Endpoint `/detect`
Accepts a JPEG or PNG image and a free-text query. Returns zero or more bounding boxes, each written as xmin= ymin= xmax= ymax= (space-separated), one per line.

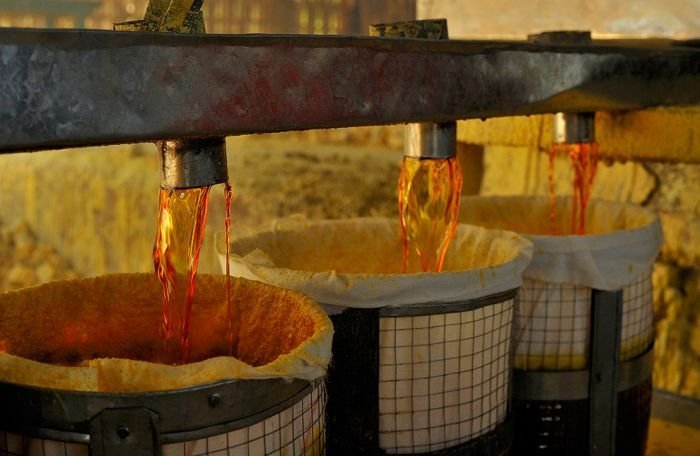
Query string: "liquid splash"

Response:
xmin=398 ymin=156 xmax=462 ymax=273
xmin=548 ymin=142 xmax=600 ymax=235
xmin=153 ymin=186 xmax=211 ymax=364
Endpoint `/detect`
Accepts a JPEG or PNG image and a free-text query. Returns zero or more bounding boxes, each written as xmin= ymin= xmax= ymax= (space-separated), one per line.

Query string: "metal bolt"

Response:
xmin=208 ymin=393 xmax=222 ymax=408
xmin=116 ymin=426 xmax=130 ymax=440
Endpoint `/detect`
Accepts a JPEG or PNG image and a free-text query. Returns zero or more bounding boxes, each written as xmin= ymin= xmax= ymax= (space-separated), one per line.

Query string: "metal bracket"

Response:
xmin=588 ymin=289 xmax=623 ymax=456
xmin=89 ymin=407 xmax=161 ymax=456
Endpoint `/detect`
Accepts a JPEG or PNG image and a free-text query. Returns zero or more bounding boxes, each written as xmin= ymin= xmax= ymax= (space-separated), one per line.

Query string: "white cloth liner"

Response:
xmin=514 ymin=274 xmax=654 ymax=369
xmin=459 ymin=196 xmax=663 ymax=290
xmin=219 ymin=217 xmax=532 ymax=452
xmin=459 ymin=196 xmax=662 ymax=366
xmin=220 ymin=217 xmax=533 ymax=312
xmin=377 ymin=300 xmax=514 ymax=453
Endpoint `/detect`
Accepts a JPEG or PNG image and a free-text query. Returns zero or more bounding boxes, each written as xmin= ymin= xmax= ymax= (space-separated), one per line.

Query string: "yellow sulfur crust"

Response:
xmin=0 ymin=273 xmax=332 ymax=392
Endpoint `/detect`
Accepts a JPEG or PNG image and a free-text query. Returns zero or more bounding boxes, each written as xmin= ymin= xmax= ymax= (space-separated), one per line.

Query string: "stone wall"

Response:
xmin=0 ymin=145 xmax=160 ymax=277
xmin=0 ymin=137 xmax=401 ymax=279
xmin=417 ymin=0 xmax=700 ymax=39
xmin=0 ymin=220 xmax=79 ymax=292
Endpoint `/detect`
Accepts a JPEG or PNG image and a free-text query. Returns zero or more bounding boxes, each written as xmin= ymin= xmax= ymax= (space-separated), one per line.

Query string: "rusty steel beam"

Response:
xmin=0 ymin=28 xmax=699 ymax=153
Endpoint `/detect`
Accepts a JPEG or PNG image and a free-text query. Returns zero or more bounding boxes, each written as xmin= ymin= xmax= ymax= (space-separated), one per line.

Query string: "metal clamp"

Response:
xmin=369 ymin=18 xmax=448 ymax=40
xmin=89 ymin=407 xmax=161 ymax=456
xmin=528 ymin=31 xmax=592 ymax=46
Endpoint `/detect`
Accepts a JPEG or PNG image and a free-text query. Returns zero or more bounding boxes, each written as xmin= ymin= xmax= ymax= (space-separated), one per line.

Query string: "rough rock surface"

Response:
xmin=652 ymin=263 xmax=700 ymax=398
xmin=418 ymin=0 xmax=700 ymax=39
xmin=0 ymin=137 xmax=400 ymax=277
xmin=0 ymin=220 xmax=79 ymax=292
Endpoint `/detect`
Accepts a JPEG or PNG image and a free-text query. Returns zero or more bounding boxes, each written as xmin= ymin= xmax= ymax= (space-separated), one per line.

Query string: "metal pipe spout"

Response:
xmin=159 ymin=137 xmax=228 ymax=189
xmin=404 ymin=122 xmax=457 ymax=158
xmin=553 ymin=112 xmax=596 ymax=144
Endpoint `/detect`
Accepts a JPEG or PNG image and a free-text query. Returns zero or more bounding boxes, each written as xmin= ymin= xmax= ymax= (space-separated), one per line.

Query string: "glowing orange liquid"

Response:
xmin=224 ymin=183 xmax=235 ymax=356
xmin=548 ymin=144 xmax=558 ymax=234
xmin=398 ymin=156 xmax=462 ymax=273
xmin=548 ymin=142 xmax=600 ymax=235
xmin=153 ymin=186 xmax=211 ymax=364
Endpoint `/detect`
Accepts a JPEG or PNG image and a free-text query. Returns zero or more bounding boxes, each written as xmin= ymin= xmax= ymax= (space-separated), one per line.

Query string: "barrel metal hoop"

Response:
xmin=0 ymin=377 xmax=318 ymax=444
xmin=160 ymin=380 xmax=316 ymax=444
xmin=512 ymin=345 xmax=654 ymax=401
xmin=0 ymin=426 xmax=90 ymax=445
xmin=379 ymin=288 xmax=518 ymax=317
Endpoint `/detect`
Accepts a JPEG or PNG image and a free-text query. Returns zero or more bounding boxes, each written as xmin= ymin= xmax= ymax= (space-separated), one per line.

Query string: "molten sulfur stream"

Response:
xmin=153 ymin=186 xmax=211 ymax=364
xmin=398 ymin=156 xmax=463 ymax=273
xmin=224 ymin=183 xmax=235 ymax=356
xmin=154 ymin=184 xmax=235 ymax=364
xmin=548 ymin=142 xmax=600 ymax=235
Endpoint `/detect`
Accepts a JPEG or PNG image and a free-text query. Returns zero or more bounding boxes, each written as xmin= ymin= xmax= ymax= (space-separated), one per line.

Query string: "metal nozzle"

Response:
xmin=159 ymin=137 xmax=228 ymax=189
xmin=553 ymin=112 xmax=595 ymax=144
xmin=404 ymin=122 xmax=457 ymax=159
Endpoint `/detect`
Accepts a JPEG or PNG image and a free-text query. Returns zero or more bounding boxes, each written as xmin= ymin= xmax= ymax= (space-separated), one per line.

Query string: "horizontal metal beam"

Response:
xmin=0 ymin=28 xmax=699 ymax=153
